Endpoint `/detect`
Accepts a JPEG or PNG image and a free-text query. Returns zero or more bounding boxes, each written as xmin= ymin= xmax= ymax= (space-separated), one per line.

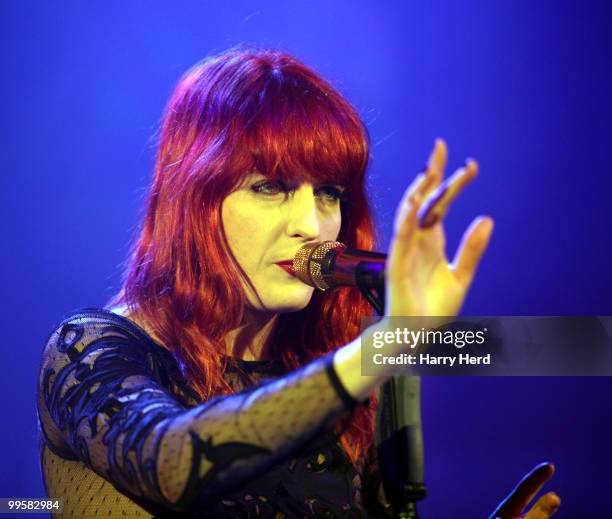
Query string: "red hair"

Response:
xmin=110 ymin=46 xmax=377 ymax=464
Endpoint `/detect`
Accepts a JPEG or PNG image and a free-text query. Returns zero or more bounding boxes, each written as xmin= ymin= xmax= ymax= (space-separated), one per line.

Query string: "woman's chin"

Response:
xmin=248 ymin=288 xmax=315 ymax=314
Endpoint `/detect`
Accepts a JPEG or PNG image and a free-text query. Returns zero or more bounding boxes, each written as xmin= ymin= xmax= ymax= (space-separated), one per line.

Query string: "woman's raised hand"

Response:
xmin=333 ymin=139 xmax=494 ymax=400
xmin=385 ymin=139 xmax=494 ymax=318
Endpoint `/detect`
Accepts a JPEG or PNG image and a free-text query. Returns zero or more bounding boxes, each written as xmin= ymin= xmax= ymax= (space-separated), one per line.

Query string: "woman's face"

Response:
xmin=221 ymin=172 xmax=345 ymax=313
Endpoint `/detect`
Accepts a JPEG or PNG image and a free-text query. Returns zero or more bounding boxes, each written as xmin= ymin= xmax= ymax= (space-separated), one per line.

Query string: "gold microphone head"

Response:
xmin=293 ymin=241 xmax=346 ymax=291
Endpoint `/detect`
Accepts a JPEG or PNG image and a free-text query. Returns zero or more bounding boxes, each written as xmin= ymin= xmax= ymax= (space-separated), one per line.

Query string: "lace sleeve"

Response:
xmin=36 ymin=310 xmax=357 ymax=513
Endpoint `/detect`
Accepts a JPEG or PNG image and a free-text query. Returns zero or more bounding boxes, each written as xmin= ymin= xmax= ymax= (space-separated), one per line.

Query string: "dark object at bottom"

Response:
xmin=377 ymin=426 xmax=427 ymax=518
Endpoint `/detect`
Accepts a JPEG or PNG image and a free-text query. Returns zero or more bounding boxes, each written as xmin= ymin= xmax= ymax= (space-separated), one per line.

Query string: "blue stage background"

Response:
xmin=1 ymin=1 xmax=611 ymax=516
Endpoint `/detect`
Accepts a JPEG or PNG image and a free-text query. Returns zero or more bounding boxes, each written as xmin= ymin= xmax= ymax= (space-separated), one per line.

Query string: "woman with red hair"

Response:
xmin=36 ymin=47 xmax=558 ymax=518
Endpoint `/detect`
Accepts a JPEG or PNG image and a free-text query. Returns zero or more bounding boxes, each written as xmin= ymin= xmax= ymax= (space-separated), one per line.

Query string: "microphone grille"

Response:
xmin=293 ymin=241 xmax=345 ymax=291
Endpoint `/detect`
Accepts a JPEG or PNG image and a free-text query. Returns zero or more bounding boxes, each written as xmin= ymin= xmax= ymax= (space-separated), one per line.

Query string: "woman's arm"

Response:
xmin=37 ymin=311 xmax=359 ymax=513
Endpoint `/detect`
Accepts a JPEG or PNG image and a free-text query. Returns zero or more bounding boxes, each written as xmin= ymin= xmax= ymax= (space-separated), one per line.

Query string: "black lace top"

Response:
xmin=36 ymin=309 xmax=389 ymax=518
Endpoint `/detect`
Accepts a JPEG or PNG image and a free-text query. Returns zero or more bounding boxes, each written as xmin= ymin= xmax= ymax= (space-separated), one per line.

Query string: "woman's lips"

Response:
xmin=276 ymin=262 xmax=296 ymax=277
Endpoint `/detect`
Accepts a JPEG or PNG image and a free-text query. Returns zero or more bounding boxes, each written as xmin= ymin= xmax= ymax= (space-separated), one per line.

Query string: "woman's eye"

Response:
xmin=250 ymin=180 xmax=288 ymax=196
xmin=315 ymin=185 xmax=346 ymax=203
xmin=249 ymin=180 xmax=345 ymax=202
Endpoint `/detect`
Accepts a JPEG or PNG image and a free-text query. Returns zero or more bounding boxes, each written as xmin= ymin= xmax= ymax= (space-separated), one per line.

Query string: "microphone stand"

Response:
xmin=355 ymin=268 xmax=427 ymax=519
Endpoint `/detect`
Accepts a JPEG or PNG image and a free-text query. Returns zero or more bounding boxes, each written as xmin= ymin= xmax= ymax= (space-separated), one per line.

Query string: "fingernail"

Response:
xmin=465 ymin=157 xmax=478 ymax=169
xmin=480 ymin=216 xmax=494 ymax=231
xmin=548 ymin=499 xmax=560 ymax=513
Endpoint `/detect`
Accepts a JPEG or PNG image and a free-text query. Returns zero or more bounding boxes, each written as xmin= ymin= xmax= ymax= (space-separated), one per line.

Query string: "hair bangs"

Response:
xmin=239 ymin=76 xmax=369 ymax=189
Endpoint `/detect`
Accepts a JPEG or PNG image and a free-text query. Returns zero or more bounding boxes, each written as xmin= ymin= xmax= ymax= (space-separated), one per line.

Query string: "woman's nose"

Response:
xmin=284 ymin=184 xmax=320 ymax=240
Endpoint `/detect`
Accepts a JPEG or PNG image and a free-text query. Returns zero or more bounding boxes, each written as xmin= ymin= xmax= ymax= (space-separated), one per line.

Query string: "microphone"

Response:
xmin=293 ymin=241 xmax=386 ymax=291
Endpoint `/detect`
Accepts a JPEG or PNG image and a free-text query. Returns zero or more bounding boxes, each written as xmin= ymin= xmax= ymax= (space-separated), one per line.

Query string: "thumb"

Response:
xmin=452 ymin=215 xmax=494 ymax=286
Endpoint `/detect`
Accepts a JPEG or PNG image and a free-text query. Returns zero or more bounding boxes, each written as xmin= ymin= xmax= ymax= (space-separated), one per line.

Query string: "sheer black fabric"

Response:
xmin=36 ymin=309 xmax=390 ymax=518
